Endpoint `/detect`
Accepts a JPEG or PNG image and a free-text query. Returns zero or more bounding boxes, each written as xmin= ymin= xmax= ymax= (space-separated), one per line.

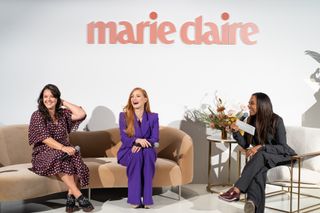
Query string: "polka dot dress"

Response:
xmin=28 ymin=109 xmax=89 ymax=187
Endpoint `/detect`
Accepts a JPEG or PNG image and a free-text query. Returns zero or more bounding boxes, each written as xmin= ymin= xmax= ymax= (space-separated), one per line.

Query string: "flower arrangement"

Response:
xmin=186 ymin=93 xmax=247 ymax=139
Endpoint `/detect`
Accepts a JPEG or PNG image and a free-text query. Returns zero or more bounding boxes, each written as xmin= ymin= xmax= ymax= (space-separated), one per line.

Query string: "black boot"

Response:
xmin=66 ymin=194 xmax=79 ymax=212
xmin=76 ymin=195 xmax=94 ymax=212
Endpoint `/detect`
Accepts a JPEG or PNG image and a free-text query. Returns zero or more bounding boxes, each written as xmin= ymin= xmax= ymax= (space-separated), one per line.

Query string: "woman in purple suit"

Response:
xmin=117 ymin=87 xmax=159 ymax=209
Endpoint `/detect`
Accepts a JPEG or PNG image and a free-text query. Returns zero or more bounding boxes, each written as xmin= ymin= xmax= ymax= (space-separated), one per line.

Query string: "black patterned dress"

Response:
xmin=28 ymin=109 xmax=89 ymax=187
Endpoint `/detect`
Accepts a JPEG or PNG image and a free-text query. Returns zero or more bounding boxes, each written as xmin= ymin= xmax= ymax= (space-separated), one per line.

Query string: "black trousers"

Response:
xmin=235 ymin=151 xmax=270 ymax=213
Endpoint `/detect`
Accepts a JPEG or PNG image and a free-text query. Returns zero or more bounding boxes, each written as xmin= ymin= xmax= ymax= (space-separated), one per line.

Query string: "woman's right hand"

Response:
xmin=61 ymin=146 xmax=76 ymax=156
xmin=230 ymin=123 xmax=240 ymax=132
xmin=135 ymin=138 xmax=151 ymax=148
xmin=246 ymin=145 xmax=262 ymax=158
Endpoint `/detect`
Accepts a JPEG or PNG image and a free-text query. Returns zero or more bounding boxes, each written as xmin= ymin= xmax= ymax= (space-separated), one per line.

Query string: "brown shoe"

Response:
xmin=218 ymin=187 xmax=240 ymax=202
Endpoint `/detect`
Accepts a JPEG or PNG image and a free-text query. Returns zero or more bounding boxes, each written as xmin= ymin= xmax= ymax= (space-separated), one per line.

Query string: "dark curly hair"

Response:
xmin=37 ymin=84 xmax=63 ymax=121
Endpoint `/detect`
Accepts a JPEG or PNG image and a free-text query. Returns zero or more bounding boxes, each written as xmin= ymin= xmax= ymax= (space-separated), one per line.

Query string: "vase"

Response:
xmin=221 ymin=128 xmax=227 ymax=140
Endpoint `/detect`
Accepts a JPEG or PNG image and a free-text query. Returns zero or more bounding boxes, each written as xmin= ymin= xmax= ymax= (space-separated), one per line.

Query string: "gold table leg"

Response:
xmin=207 ymin=141 xmax=233 ymax=193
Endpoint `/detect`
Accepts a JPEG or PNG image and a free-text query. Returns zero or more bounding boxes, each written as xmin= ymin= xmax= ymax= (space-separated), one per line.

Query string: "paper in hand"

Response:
xmin=235 ymin=120 xmax=255 ymax=135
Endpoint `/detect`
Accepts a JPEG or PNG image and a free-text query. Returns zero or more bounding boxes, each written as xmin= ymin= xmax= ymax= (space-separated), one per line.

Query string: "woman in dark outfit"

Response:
xmin=28 ymin=84 xmax=94 ymax=212
xmin=218 ymin=92 xmax=296 ymax=213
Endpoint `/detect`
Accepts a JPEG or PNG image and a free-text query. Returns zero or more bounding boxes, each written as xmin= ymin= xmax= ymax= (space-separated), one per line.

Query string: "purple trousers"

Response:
xmin=119 ymin=147 xmax=157 ymax=205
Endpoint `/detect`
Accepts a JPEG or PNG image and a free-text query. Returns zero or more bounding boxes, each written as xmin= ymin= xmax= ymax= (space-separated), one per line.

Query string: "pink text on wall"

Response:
xmin=87 ymin=12 xmax=259 ymax=45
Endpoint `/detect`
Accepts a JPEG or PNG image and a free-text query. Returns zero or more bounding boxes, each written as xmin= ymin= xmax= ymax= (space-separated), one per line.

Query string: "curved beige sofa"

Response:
xmin=0 ymin=125 xmax=193 ymax=201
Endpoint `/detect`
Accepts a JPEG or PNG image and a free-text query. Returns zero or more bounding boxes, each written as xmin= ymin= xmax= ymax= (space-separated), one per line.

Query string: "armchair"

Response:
xmin=238 ymin=126 xmax=320 ymax=212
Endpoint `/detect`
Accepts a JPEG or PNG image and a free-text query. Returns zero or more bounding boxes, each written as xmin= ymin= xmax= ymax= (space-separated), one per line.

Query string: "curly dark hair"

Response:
xmin=37 ymin=84 xmax=63 ymax=121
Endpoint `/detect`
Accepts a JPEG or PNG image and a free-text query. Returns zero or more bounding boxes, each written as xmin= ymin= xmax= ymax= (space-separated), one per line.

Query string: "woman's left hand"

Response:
xmin=246 ymin=145 xmax=262 ymax=158
xmin=131 ymin=145 xmax=141 ymax=153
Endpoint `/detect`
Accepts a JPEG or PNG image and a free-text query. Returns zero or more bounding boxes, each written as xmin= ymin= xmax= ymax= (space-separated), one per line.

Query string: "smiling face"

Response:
xmin=248 ymin=95 xmax=257 ymax=116
xmin=43 ymin=89 xmax=57 ymax=111
xmin=130 ymin=89 xmax=148 ymax=110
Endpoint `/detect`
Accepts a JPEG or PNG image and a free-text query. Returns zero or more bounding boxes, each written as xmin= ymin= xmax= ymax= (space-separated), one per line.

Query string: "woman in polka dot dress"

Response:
xmin=28 ymin=84 xmax=94 ymax=212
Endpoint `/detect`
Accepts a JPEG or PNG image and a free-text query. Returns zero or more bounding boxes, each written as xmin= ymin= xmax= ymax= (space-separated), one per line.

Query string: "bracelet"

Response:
xmin=60 ymin=145 xmax=65 ymax=151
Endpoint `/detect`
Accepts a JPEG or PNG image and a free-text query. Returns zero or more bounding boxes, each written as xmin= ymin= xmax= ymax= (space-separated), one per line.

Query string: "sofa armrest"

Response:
xmin=156 ymin=127 xmax=194 ymax=184
xmin=291 ymin=151 xmax=320 ymax=160
xmin=177 ymin=134 xmax=194 ymax=184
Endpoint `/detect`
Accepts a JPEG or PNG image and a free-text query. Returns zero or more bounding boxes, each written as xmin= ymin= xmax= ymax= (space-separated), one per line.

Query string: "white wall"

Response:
xmin=1 ymin=0 xmax=319 ymax=183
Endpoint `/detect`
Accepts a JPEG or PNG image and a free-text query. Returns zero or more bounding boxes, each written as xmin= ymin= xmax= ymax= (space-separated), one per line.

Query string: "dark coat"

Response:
xmin=233 ymin=115 xmax=296 ymax=168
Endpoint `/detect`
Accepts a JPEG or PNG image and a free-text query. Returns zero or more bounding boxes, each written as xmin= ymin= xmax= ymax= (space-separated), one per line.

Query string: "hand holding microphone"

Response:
xmin=239 ymin=112 xmax=249 ymax=121
xmin=134 ymin=138 xmax=151 ymax=148
xmin=154 ymin=142 xmax=159 ymax=148
xmin=132 ymin=139 xmax=159 ymax=153
xmin=134 ymin=139 xmax=159 ymax=148
xmin=230 ymin=112 xmax=248 ymax=132
xmin=60 ymin=145 xmax=80 ymax=160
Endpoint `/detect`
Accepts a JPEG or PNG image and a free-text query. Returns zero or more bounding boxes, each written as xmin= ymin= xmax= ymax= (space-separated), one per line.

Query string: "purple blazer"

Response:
xmin=117 ymin=111 xmax=159 ymax=163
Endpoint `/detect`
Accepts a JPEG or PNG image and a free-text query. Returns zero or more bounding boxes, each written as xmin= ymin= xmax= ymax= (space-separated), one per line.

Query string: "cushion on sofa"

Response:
xmin=0 ymin=163 xmax=66 ymax=200
xmin=286 ymin=126 xmax=320 ymax=173
xmin=267 ymin=165 xmax=320 ymax=186
xmin=0 ymin=156 xmax=183 ymax=200
xmin=84 ymin=157 xmax=182 ymax=188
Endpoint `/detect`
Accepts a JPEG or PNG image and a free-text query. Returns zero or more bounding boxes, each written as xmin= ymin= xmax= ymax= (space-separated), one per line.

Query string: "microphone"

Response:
xmin=133 ymin=142 xmax=159 ymax=148
xmin=154 ymin=142 xmax=160 ymax=148
xmin=60 ymin=145 xmax=80 ymax=161
xmin=239 ymin=112 xmax=249 ymax=121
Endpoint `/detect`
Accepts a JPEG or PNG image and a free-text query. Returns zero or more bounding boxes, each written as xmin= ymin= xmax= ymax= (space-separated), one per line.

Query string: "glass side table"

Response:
xmin=206 ymin=136 xmax=237 ymax=193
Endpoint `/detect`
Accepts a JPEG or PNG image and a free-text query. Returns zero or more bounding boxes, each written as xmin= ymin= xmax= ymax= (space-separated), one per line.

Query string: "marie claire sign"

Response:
xmin=87 ymin=12 xmax=259 ymax=45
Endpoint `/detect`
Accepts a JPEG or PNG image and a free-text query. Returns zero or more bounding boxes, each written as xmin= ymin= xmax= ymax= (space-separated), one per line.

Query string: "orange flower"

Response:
xmin=187 ymin=92 xmax=247 ymax=131
xmin=217 ymin=106 xmax=225 ymax=112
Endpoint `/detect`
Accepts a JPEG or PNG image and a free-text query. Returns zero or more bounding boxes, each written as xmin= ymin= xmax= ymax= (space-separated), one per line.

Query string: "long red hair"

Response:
xmin=123 ymin=87 xmax=151 ymax=137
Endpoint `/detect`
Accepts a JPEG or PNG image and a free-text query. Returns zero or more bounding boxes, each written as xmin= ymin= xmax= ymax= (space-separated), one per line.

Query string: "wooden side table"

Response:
xmin=206 ymin=136 xmax=237 ymax=193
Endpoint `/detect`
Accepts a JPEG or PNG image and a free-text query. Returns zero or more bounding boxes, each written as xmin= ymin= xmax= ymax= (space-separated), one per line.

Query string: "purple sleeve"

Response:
xmin=119 ymin=112 xmax=136 ymax=148
xmin=64 ymin=109 xmax=85 ymax=133
xmin=147 ymin=113 xmax=159 ymax=144
xmin=28 ymin=111 xmax=51 ymax=145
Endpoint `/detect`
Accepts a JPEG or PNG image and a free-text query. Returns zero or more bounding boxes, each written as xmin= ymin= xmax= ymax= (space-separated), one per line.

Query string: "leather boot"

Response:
xmin=76 ymin=195 xmax=94 ymax=212
xmin=66 ymin=194 xmax=79 ymax=213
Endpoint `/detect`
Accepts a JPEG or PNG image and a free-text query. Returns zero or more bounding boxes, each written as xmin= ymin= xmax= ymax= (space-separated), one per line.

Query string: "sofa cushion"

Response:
xmin=267 ymin=166 xmax=320 ymax=187
xmin=0 ymin=163 xmax=66 ymax=200
xmin=85 ymin=157 xmax=182 ymax=188
xmin=0 ymin=157 xmax=182 ymax=200
xmin=286 ymin=126 xmax=320 ymax=173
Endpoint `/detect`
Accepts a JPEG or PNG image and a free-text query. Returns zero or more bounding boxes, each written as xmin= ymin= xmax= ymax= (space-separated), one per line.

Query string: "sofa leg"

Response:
xmin=171 ymin=185 xmax=181 ymax=200
xmin=167 ymin=186 xmax=181 ymax=200
xmin=88 ymin=188 xmax=91 ymax=201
